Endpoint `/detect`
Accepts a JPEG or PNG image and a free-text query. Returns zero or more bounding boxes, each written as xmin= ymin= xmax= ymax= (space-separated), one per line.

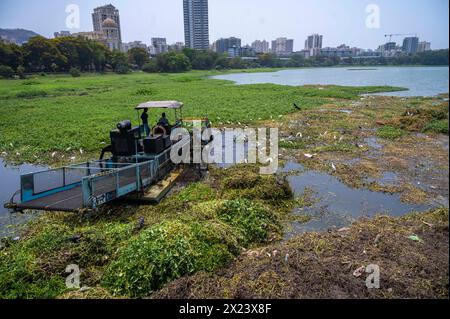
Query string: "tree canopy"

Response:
xmin=128 ymin=47 xmax=150 ymax=68
xmin=0 ymin=34 xmax=448 ymax=78
xmin=156 ymin=51 xmax=191 ymax=73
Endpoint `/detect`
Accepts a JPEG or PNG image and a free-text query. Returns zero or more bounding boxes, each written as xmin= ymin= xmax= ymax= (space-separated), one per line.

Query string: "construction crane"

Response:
xmin=384 ymin=33 xmax=417 ymax=42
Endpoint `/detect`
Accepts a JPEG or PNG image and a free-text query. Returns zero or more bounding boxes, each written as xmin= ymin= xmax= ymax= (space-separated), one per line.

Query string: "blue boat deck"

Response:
xmin=14 ymin=173 xmax=137 ymax=211
xmin=9 ymin=145 xmax=178 ymax=212
xmin=16 ymin=184 xmax=84 ymax=212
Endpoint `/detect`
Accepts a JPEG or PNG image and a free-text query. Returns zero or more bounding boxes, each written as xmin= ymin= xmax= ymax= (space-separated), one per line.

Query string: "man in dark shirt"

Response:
xmin=141 ymin=109 xmax=150 ymax=136
xmin=158 ymin=113 xmax=170 ymax=127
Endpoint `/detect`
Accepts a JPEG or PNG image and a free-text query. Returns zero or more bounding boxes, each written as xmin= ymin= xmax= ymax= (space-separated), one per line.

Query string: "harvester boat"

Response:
xmin=4 ymin=101 xmax=209 ymax=213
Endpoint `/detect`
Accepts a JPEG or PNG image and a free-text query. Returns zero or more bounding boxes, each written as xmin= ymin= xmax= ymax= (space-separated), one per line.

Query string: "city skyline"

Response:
xmin=0 ymin=0 xmax=449 ymax=50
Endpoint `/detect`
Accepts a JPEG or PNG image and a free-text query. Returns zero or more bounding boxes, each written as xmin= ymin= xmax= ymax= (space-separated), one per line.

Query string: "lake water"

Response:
xmin=0 ymin=158 xmax=47 ymax=237
xmin=286 ymin=170 xmax=430 ymax=236
xmin=212 ymin=66 xmax=449 ymax=97
xmin=280 ymin=162 xmax=432 ymax=238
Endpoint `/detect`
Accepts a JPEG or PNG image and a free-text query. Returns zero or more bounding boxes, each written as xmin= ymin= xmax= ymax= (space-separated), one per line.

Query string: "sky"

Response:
xmin=0 ymin=0 xmax=448 ymax=50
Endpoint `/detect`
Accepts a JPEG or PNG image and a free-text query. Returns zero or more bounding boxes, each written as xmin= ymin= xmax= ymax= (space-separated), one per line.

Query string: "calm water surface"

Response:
xmin=212 ymin=66 xmax=449 ymax=97
xmin=0 ymin=158 xmax=47 ymax=237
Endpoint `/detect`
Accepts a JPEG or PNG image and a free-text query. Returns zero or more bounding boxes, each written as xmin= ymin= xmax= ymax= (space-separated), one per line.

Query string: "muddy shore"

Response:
xmin=154 ymin=208 xmax=449 ymax=299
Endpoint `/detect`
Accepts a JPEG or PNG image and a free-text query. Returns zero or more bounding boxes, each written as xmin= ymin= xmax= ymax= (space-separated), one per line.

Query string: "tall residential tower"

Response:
xmin=418 ymin=41 xmax=431 ymax=52
xmin=183 ymin=0 xmax=210 ymax=50
xmin=402 ymin=37 xmax=419 ymax=54
xmin=213 ymin=37 xmax=241 ymax=54
xmin=305 ymin=34 xmax=323 ymax=50
xmin=272 ymin=38 xmax=294 ymax=56
xmin=304 ymin=34 xmax=323 ymax=57
xmin=251 ymin=40 xmax=270 ymax=54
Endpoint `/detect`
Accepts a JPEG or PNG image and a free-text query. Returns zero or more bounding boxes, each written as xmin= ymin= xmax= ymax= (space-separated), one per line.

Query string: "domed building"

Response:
xmin=102 ymin=17 xmax=118 ymax=28
xmin=102 ymin=18 xmax=121 ymax=51
xmin=92 ymin=4 xmax=122 ymax=51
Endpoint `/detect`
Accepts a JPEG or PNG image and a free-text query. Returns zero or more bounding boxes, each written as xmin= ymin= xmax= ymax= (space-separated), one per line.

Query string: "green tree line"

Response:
xmin=142 ymin=48 xmax=449 ymax=73
xmin=0 ymin=35 xmax=448 ymax=78
xmin=0 ymin=35 xmax=146 ymax=77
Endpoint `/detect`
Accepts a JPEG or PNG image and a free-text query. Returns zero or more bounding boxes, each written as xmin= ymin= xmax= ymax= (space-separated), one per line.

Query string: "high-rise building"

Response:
xmin=183 ymin=0 xmax=210 ymax=50
xmin=320 ymin=44 xmax=355 ymax=58
xmin=402 ymin=37 xmax=419 ymax=54
xmin=241 ymin=45 xmax=256 ymax=57
xmin=169 ymin=42 xmax=185 ymax=52
xmin=149 ymin=38 xmax=169 ymax=55
xmin=251 ymin=40 xmax=270 ymax=54
xmin=305 ymin=34 xmax=323 ymax=50
xmin=152 ymin=38 xmax=167 ymax=47
xmin=271 ymin=37 xmax=294 ymax=56
xmin=383 ymin=42 xmax=397 ymax=51
xmin=377 ymin=42 xmax=402 ymax=57
xmin=227 ymin=46 xmax=241 ymax=58
xmin=418 ymin=41 xmax=431 ymax=53
xmin=92 ymin=4 xmax=122 ymax=51
xmin=286 ymin=39 xmax=294 ymax=54
xmin=304 ymin=34 xmax=323 ymax=57
xmin=122 ymin=41 xmax=148 ymax=53
xmin=213 ymin=37 xmax=241 ymax=54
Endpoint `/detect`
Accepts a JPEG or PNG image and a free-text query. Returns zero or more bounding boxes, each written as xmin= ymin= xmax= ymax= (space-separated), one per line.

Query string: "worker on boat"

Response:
xmin=141 ymin=109 xmax=150 ymax=136
xmin=158 ymin=113 xmax=170 ymax=128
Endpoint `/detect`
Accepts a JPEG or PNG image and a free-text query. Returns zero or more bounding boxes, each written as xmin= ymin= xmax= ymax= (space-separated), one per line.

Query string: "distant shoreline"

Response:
xmin=347 ymin=68 xmax=378 ymax=71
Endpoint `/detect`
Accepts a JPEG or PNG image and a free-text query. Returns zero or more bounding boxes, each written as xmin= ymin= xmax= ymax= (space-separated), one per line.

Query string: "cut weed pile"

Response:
xmin=0 ymin=165 xmax=301 ymax=299
xmin=213 ymin=165 xmax=293 ymax=204
xmin=103 ymin=198 xmax=282 ymax=297
xmin=380 ymin=103 xmax=449 ymax=135
xmin=154 ymin=208 xmax=449 ymax=299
